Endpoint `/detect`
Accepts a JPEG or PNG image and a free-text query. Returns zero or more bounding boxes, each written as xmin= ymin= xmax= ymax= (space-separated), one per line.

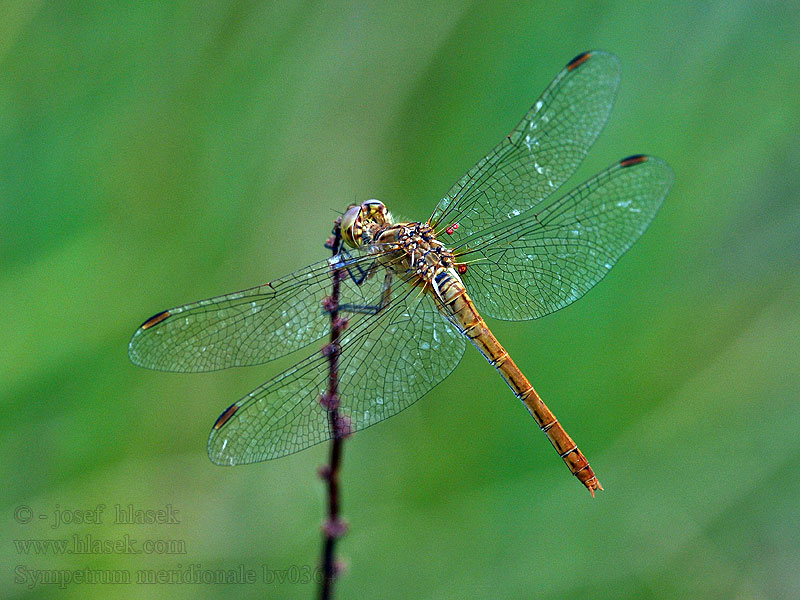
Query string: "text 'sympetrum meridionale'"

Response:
xmin=129 ymin=51 xmax=672 ymax=496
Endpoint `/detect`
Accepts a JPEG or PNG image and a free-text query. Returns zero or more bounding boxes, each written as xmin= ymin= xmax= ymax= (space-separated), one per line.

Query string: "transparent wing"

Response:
xmin=452 ymin=156 xmax=673 ymax=320
xmin=128 ymin=251 xmax=388 ymax=372
xmin=207 ymin=282 xmax=466 ymax=464
xmin=428 ymin=50 xmax=620 ymax=243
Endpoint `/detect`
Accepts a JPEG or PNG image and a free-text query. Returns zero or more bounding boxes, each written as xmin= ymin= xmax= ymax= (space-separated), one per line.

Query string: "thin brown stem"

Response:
xmin=319 ymin=221 xmax=349 ymax=600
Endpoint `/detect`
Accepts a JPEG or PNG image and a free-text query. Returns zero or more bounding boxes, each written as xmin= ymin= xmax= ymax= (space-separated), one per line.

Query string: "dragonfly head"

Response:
xmin=341 ymin=200 xmax=391 ymax=248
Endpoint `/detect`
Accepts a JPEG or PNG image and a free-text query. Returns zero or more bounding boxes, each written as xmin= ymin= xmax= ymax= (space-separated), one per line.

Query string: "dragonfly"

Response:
xmin=129 ymin=50 xmax=672 ymax=496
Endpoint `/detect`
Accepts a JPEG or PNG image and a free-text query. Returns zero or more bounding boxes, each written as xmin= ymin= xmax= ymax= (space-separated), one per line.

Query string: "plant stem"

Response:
xmin=319 ymin=222 xmax=348 ymax=600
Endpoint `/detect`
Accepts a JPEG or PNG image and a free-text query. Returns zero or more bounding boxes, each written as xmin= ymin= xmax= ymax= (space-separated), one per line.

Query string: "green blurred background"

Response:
xmin=3 ymin=2 xmax=799 ymax=598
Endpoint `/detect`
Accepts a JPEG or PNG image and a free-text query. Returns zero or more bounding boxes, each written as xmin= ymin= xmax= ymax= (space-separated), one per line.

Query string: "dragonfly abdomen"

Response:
xmin=435 ymin=276 xmax=603 ymax=496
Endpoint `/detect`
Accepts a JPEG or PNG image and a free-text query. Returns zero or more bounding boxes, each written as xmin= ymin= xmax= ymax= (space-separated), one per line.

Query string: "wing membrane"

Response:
xmin=128 ymin=251 xmax=387 ymax=372
xmin=208 ymin=280 xmax=466 ymax=464
xmin=453 ymin=156 xmax=673 ymax=320
xmin=429 ymin=51 xmax=620 ymax=243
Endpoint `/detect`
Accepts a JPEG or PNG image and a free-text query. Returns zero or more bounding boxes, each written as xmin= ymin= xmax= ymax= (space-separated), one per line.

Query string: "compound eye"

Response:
xmin=341 ymin=205 xmax=363 ymax=248
xmin=362 ymin=199 xmax=387 ymax=223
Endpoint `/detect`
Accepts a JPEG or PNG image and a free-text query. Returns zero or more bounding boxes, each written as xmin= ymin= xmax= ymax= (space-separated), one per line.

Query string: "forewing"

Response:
xmin=428 ymin=51 xmax=620 ymax=243
xmin=128 ymin=252 xmax=386 ymax=372
xmin=453 ymin=156 xmax=673 ymax=320
xmin=207 ymin=282 xmax=466 ymax=464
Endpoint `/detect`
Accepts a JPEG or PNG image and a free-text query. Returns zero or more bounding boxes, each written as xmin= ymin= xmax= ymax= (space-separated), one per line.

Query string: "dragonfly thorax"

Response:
xmin=340 ymin=200 xmax=460 ymax=292
xmin=373 ymin=222 xmax=459 ymax=290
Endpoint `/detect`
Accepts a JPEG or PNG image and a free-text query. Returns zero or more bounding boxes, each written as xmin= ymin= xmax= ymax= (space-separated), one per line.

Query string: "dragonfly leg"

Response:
xmin=339 ymin=271 xmax=393 ymax=315
xmin=335 ymin=249 xmax=377 ymax=286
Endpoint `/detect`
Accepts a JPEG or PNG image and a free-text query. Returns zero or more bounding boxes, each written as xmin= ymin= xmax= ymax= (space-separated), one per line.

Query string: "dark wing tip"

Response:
xmin=565 ymin=50 xmax=620 ymax=77
xmin=208 ymin=403 xmax=241 ymax=466
xmin=213 ymin=403 xmax=240 ymax=430
xmin=566 ymin=51 xmax=593 ymax=71
xmin=619 ymin=154 xmax=649 ymax=167
xmin=139 ymin=310 xmax=171 ymax=330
